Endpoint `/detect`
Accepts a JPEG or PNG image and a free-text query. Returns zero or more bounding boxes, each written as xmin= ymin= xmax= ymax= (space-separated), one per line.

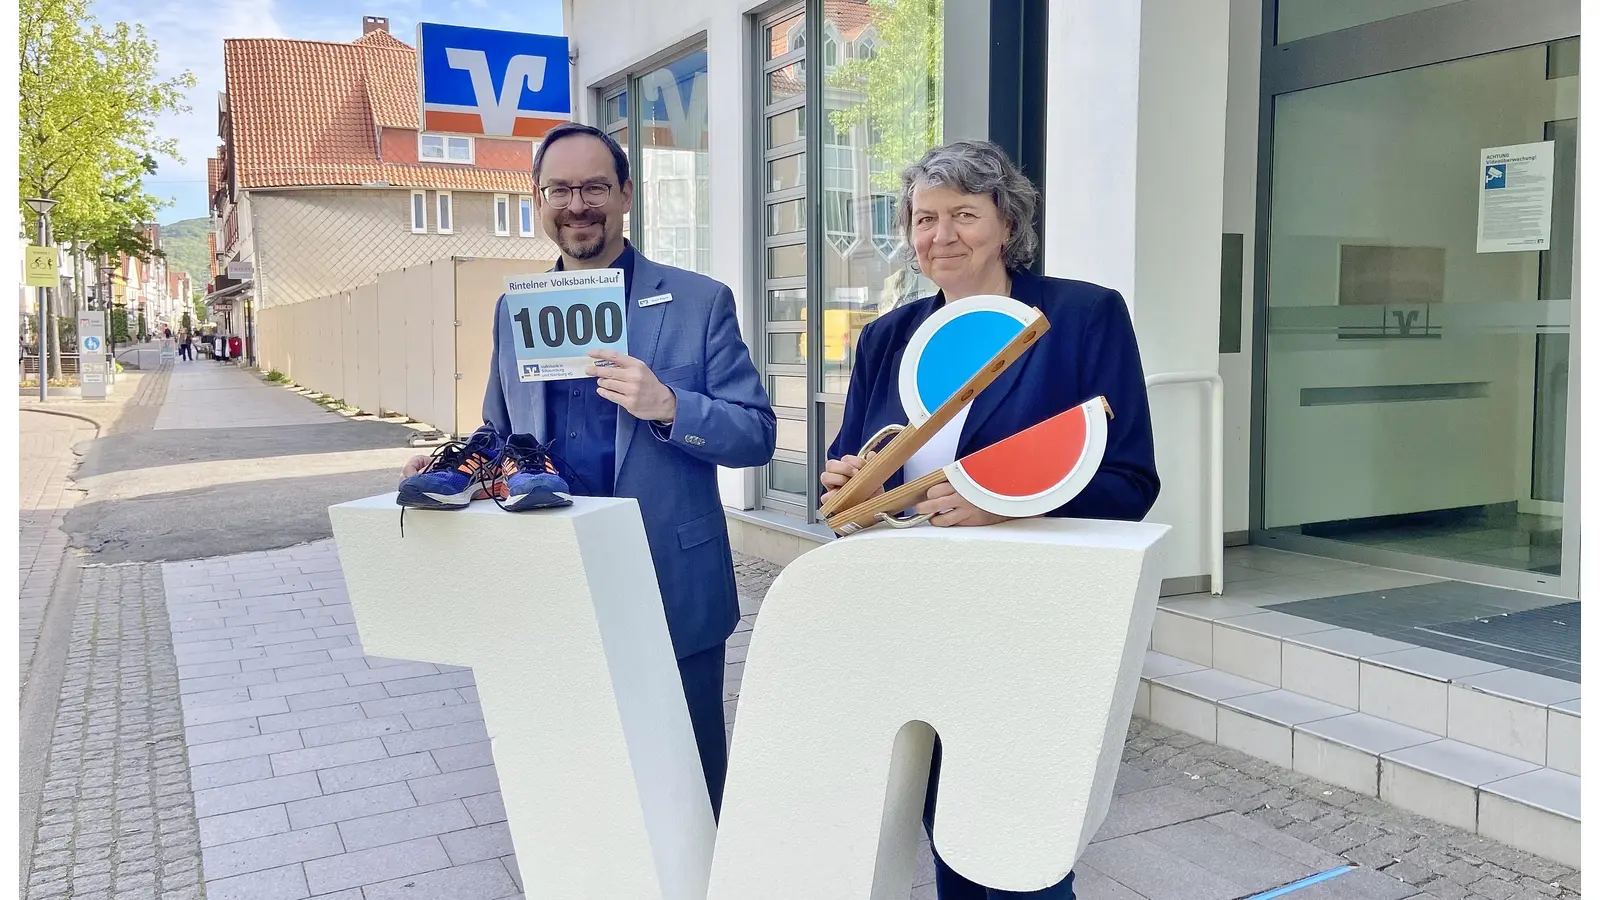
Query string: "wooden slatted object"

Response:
xmin=818 ymin=298 xmax=1051 ymax=520
xmin=828 ymin=396 xmax=1113 ymax=535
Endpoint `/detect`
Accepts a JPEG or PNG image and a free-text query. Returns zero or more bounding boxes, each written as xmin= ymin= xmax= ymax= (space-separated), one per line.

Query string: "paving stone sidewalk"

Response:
xmin=19 ymin=361 xmax=171 ymax=694
xmin=20 ymin=362 xmax=212 ymax=900
xmin=19 ymin=411 xmax=94 ymax=693
xmin=153 ymin=542 xmax=1580 ymax=900
xmin=25 ymin=564 xmax=205 ymax=900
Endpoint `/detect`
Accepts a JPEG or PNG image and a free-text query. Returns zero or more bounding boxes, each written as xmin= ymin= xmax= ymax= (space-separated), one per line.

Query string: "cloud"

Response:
xmin=90 ymin=0 xmax=563 ymax=223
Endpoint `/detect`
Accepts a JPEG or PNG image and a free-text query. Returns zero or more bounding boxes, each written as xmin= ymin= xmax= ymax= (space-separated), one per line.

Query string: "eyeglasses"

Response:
xmin=538 ymin=182 xmax=614 ymax=209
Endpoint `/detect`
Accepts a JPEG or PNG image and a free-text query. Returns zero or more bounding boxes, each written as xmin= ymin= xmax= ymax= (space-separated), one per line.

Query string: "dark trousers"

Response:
xmin=676 ymin=642 xmax=729 ymax=818
xmin=923 ymin=739 xmax=1077 ymax=899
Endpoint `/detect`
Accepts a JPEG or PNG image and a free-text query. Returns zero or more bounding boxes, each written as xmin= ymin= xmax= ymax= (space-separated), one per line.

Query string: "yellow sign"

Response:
xmin=25 ymin=246 xmax=57 ymax=288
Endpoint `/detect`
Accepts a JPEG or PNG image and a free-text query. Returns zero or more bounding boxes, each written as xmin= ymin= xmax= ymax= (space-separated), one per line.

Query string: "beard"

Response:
xmin=554 ymin=210 xmax=609 ymax=260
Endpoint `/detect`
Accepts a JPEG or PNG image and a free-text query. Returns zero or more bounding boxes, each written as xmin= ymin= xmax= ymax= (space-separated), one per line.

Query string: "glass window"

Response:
xmin=768 ymin=108 xmax=805 ymax=147
xmin=767 ymin=62 xmax=805 ymax=104
xmin=1275 ymin=0 xmax=1467 ymax=44
xmin=821 ymin=26 xmax=841 ymax=72
xmin=435 ymin=191 xmax=453 ymax=234
xmin=1261 ymin=41 xmax=1578 ymax=578
xmin=518 ymin=196 xmax=534 ymax=236
xmin=750 ymin=0 xmax=948 ymax=517
xmin=768 ymin=154 xmax=806 ymax=191
xmin=768 ymin=288 xmax=806 ymax=322
xmin=821 ymin=0 xmax=942 ymax=399
xmin=823 ymin=122 xmax=858 ymax=255
xmin=493 ymin=195 xmax=510 ymax=236
xmin=638 ymin=50 xmax=710 ymax=274
xmin=604 ymin=88 xmax=630 ymax=239
xmin=410 ymin=191 xmax=426 ymax=233
xmin=420 ymin=133 xmax=474 ymax=164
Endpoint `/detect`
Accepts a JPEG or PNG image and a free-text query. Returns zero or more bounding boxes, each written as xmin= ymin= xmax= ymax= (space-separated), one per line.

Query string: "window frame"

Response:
xmin=493 ymin=193 xmax=511 ymax=236
xmin=419 ymin=133 xmax=475 ymax=165
xmin=410 ymin=190 xmax=427 ymax=234
xmin=435 ymin=191 xmax=454 ymax=235
xmin=517 ymin=195 xmax=536 ymax=237
xmin=593 ymin=41 xmax=711 ymax=257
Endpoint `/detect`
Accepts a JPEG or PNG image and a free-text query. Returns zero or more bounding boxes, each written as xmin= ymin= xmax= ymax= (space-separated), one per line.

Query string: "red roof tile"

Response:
xmin=222 ymin=32 xmax=532 ymax=193
xmin=354 ymin=29 xmax=409 ymax=50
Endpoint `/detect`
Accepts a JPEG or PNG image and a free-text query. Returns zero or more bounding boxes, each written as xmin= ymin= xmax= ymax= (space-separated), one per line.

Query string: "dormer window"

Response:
xmin=420 ymin=133 xmax=474 ymax=164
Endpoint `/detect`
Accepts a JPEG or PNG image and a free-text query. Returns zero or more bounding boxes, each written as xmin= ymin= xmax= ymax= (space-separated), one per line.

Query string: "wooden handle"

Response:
xmin=817 ymin=310 xmax=1050 ymax=518
xmin=826 ymin=469 xmax=950 ymax=535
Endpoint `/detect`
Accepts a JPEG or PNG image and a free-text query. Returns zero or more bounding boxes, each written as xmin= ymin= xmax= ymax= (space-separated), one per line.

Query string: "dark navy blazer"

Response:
xmin=826 ymin=267 xmax=1160 ymax=522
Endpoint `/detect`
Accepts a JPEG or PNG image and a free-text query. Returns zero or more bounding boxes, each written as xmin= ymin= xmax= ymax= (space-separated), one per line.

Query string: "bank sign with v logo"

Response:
xmin=417 ymin=23 xmax=571 ymax=139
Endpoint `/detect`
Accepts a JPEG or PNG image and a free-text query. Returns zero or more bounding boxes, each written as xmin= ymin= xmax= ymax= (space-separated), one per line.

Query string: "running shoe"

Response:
xmin=491 ymin=433 xmax=573 ymax=512
xmin=396 ymin=427 xmax=503 ymax=510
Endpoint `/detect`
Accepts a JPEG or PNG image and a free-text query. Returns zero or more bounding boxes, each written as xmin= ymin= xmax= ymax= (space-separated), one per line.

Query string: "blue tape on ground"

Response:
xmin=1244 ymin=866 xmax=1356 ymax=900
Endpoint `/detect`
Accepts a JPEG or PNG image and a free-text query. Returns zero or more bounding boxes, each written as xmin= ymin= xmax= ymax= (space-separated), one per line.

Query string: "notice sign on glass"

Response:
xmin=503 ymin=269 xmax=628 ymax=382
xmin=1477 ymin=141 xmax=1555 ymax=254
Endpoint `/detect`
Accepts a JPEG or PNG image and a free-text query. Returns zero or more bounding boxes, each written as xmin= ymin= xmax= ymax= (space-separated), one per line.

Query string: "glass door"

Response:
xmin=1254 ymin=5 xmax=1580 ymax=596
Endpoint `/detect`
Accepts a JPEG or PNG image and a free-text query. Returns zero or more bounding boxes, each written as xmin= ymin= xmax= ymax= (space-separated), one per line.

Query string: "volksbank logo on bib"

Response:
xmin=417 ymin=23 xmax=571 ymax=139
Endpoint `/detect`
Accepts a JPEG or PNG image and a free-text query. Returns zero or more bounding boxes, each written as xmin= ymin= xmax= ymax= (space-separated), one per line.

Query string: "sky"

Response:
xmin=89 ymin=0 xmax=566 ymax=225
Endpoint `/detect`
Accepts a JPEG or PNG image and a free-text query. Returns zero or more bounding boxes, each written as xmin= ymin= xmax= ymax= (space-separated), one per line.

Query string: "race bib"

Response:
xmin=503 ymin=269 xmax=629 ymax=382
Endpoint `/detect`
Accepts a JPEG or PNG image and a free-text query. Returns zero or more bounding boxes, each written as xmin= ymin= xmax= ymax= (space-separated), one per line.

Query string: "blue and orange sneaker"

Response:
xmin=396 ymin=427 xmax=503 ymax=510
xmin=491 ymin=433 xmax=573 ymax=512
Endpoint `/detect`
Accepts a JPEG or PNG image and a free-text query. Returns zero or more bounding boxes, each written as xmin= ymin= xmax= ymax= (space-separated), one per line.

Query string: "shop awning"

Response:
xmin=203 ymin=280 xmax=252 ymax=312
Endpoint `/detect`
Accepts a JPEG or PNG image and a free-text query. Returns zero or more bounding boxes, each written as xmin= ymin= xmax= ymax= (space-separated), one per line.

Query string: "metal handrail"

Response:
xmin=1145 ymin=371 xmax=1225 ymax=595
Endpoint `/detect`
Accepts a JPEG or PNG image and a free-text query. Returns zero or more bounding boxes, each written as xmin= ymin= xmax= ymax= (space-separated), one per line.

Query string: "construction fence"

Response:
xmin=255 ymin=256 xmax=553 ymax=437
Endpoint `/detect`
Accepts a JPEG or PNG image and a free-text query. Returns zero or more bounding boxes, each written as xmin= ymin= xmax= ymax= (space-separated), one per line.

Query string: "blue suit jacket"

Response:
xmin=483 ymin=252 xmax=777 ymax=658
xmin=827 ymin=268 xmax=1160 ymax=522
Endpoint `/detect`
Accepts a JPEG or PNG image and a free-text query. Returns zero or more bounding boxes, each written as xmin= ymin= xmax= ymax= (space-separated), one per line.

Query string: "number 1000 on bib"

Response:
xmin=503 ymin=268 xmax=629 ymax=382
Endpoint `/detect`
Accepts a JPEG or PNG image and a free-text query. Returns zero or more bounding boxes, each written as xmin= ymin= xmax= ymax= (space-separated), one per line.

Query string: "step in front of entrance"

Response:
xmin=1134 ymin=599 xmax=1580 ymax=869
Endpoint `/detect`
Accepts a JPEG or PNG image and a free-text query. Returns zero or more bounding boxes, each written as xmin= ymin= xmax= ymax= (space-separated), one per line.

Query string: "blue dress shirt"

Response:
xmin=544 ymin=242 xmax=636 ymax=497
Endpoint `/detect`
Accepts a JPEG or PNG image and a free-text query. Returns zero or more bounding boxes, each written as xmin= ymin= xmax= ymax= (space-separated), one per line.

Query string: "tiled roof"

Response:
xmin=829 ymin=1 xmax=874 ymax=41
xmin=207 ymin=157 xmax=222 ymax=197
xmin=354 ymin=29 xmax=409 ymax=50
xmin=362 ymin=46 xmax=419 ymax=129
xmin=223 ymin=32 xmax=530 ymax=192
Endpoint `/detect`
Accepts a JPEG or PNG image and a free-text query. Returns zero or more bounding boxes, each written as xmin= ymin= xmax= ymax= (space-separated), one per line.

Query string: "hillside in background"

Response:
xmin=160 ymin=217 xmax=212 ymax=292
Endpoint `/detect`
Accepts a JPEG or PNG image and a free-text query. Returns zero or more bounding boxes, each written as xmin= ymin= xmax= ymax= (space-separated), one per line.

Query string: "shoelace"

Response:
xmin=400 ymin=439 xmax=499 ymax=537
xmin=489 ymin=438 xmax=589 ymax=511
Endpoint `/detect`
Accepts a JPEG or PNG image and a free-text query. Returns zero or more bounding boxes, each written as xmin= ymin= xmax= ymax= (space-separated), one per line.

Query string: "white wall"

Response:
xmin=1044 ymin=0 xmax=1232 ymax=586
xmin=568 ymin=0 xmax=764 ymax=510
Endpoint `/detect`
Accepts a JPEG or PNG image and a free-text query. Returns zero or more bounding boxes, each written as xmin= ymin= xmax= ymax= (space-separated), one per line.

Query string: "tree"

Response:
xmin=20 ymin=0 xmax=192 ymax=371
xmin=826 ymin=0 xmax=944 ymax=194
xmin=19 ymin=0 xmax=192 ymax=226
xmin=192 ymin=290 xmax=208 ymax=328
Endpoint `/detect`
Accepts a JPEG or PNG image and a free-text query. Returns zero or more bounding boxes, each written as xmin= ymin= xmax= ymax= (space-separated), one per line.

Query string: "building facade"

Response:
xmin=565 ymin=0 xmax=1584 ymax=856
xmin=566 ymin=0 xmax=1583 ymax=601
xmin=207 ymin=16 xmax=561 ymax=362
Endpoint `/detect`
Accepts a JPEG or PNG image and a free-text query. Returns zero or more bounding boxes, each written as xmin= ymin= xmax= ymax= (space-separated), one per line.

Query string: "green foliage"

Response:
xmin=109 ymin=307 xmax=132 ymax=342
xmin=827 ymin=0 xmax=944 ymax=194
xmin=19 ymin=0 xmax=194 ymax=258
xmin=161 ymin=217 xmax=214 ymax=287
xmin=191 ymin=291 xmax=208 ymax=327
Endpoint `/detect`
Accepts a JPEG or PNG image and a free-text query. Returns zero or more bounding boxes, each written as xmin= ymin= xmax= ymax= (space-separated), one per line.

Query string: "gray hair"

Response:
xmin=898 ymin=140 xmax=1039 ymax=271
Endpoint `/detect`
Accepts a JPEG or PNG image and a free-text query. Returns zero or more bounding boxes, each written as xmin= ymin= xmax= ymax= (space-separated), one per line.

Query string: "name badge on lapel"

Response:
xmin=638 ymin=293 xmax=673 ymax=308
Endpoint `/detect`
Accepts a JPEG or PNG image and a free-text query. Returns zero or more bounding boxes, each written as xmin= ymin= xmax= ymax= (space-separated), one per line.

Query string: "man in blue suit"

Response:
xmin=411 ymin=122 xmax=776 ymax=815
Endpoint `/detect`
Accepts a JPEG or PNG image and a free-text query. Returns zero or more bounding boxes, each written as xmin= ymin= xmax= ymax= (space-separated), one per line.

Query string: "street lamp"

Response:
xmin=23 ymin=197 xmax=57 ymax=403
xmin=100 ymin=264 xmax=119 ymax=384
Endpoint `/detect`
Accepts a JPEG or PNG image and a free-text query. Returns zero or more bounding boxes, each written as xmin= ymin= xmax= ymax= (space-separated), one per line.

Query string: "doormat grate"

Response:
xmin=1416 ymin=601 xmax=1579 ymax=665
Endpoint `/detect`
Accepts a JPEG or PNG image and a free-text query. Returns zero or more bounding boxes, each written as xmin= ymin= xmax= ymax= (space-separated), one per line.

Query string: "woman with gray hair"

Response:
xmin=821 ymin=141 xmax=1160 ymax=898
